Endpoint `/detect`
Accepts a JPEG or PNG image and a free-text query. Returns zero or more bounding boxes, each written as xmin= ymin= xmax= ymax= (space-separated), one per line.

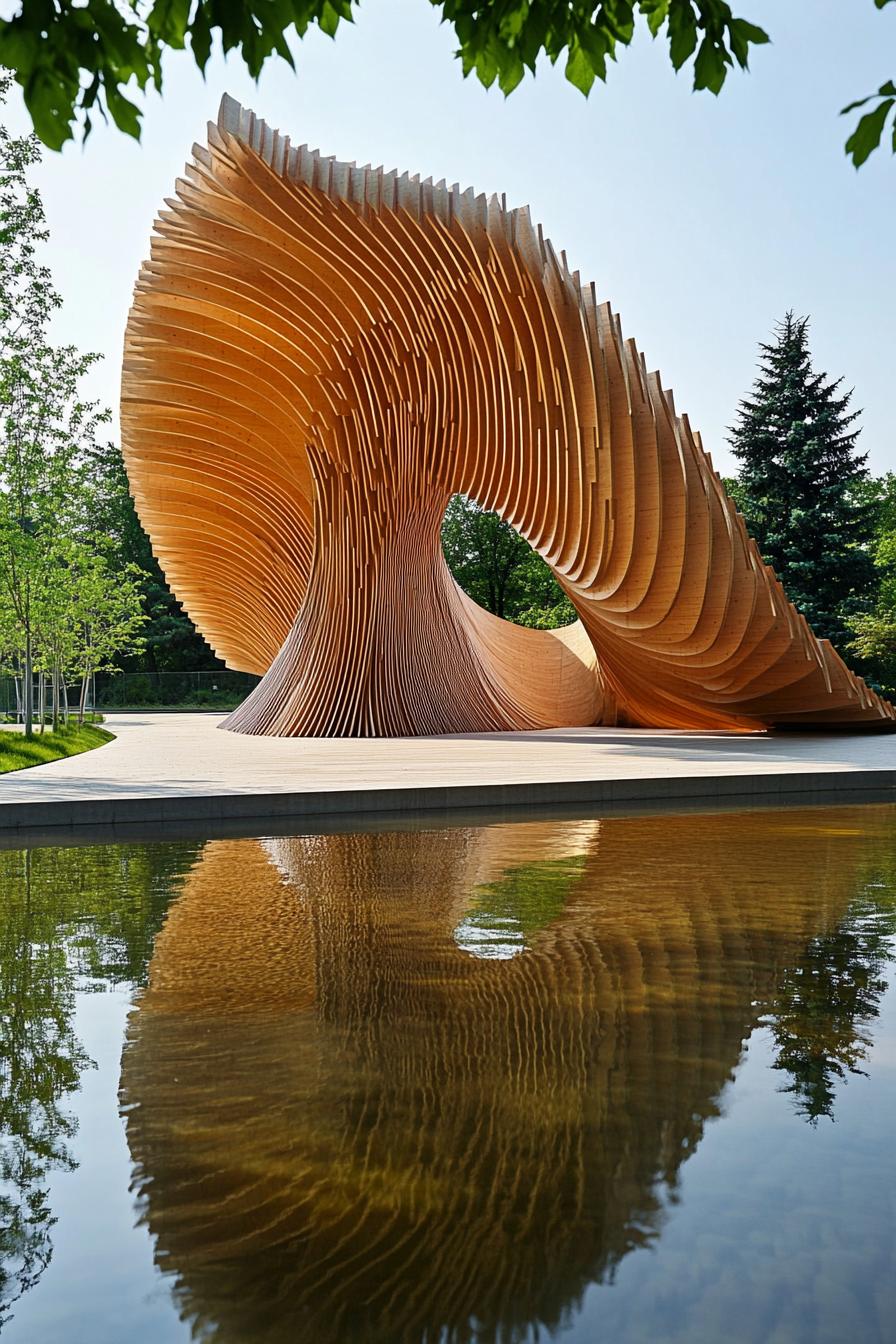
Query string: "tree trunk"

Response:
xmin=23 ymin=630 xmax=33 ymax=738
xmin=38 ymin=672 xmax=46 ymax=733
xmin=61 ymin=675 xmax=69 ymax=726
xmin=51 ymin=663 xmax=60 ymax=733
xmin=78 ymin=671 xmax=89 ymax=727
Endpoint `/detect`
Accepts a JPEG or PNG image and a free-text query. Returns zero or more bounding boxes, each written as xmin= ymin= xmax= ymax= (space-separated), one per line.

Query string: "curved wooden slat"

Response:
xmin=120 ymin=96 xmax=895 ymax=734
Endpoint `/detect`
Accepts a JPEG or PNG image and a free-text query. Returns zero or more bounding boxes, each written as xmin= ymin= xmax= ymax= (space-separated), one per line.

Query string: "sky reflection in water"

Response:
xmin=1 ymin=806 xmax=895 ymax=1344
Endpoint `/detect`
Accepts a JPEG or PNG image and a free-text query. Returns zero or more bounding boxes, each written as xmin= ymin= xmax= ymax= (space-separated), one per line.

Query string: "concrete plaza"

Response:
xmin=0 ymin=712 xmax=894 ymax=833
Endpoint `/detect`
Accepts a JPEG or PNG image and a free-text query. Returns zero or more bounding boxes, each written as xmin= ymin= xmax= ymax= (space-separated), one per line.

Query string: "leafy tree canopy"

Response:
xmin=846 ymin=472 xmax=896 ymax=694
xmin=441 ymin=494 xmax=575 ymax=627
xmin=87 ymin=439 xmax=225 ymax=675
xmin=0 ymin=1 xmax=893 ymax=166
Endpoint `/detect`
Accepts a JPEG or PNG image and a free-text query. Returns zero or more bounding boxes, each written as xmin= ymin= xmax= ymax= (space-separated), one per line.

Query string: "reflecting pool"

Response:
xmin=1 ymin=806 xmax=895 ymax=1343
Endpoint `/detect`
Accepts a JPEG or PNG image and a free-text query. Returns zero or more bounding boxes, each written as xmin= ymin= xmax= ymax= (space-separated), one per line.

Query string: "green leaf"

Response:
xmin=844 ymin=97 xmax=896 ymax=167
xmin=23 ymin=69 xmax=76 ymax=152
xmin=214 ymin=0 xmax=244 ymax=54
xmin=498 ymin=54 xmax=525 ymax=95
xmin=189 ymin=5 xmax=212 ymax=70
xmin=732 ymin=18 xmax=770 ymax=44
xmin=103 ymin=80 xmax=142 ymax=139
xmin=319 ymin=2 xmax=342 ymax=39
xmin=566 ymin=44 xmax=596 ymax=95
xmin=473 ymin=47 xmax=498 ymax=90
xmin=728 ymin=17 xmax=769 ymax=68
xmin=146 ymin=0 xmax=192 ymax=48
xmin=498 ymin=4 xmax=530 ymax=43
xmin=601 ymin=0 xmax=636 ymax=43
xmin=643 ymin=0 xmax=670 ymax=37
xmin=693 ymin=37 xmax=729 ymax=94
xmin=842 ymin=79 xmax=896 ymax=115
xmin=271 ymin=28 xmax=296 ymax=68
xmin=667 ymin=2 xmax=698 ymax=71
xmin=576 ymin=23 xmax=613 ymax=80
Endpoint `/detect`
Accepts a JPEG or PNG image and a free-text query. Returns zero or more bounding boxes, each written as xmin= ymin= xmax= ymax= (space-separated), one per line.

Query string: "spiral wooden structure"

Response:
xmin=121 ymin=809 xmax=885 ymax=1343
xmin=121 ymin=95 xmax=895 ymax=736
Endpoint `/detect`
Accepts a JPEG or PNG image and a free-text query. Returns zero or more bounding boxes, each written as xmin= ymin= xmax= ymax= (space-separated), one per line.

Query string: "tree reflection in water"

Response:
xmin=118 ymin=809 xmax=896 ymax=1344
xmin=0 ymin=842 xmax=200 ymax=1326
xmin=768 ymin=888 xmax=896 ymax=1123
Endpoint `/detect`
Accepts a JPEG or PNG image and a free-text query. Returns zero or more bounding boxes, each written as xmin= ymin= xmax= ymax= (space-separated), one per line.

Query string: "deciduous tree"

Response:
xmin=0 ymin=86 xmax=149 ymax=728
xmin=846 ymin=472 xmax=896 ymax=694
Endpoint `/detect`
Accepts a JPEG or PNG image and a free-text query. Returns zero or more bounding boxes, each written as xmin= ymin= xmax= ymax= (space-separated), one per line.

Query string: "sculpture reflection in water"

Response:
xmin=119 ymin=809 xmax=896 ymax=1344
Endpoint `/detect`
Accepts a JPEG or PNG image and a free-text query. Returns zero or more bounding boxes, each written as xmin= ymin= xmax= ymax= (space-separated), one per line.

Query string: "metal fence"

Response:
xmin=0 ymin=677 xmax=93 ymax=720
xmin=96 ymin=670 xmax=259 ymax=710
xmin=1 ymin=670 xmax=259 ymax=717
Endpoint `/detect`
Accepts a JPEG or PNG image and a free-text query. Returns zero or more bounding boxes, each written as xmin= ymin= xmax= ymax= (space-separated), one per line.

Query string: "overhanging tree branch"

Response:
xmin=0 ymin=1 xmax=885 ymax=168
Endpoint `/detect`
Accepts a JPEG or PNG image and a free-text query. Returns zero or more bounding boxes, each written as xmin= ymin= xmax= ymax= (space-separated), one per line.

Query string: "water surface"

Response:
xmin=1 ymin=807 xmax=895 ymax=1343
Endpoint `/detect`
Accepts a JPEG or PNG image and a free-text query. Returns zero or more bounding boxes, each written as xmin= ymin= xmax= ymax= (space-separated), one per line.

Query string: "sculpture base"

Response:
xmin=223 ymin=482 xmax=607 ymax=738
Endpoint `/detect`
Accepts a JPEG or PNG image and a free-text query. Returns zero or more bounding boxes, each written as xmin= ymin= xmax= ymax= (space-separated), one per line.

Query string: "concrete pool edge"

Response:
xmin=1 ymin=764 xmax=894 ymax=834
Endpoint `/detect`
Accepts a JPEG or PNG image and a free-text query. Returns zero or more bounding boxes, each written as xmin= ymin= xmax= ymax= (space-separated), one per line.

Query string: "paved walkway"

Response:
xmin=0 ymin=713 xmax=894 ymax=832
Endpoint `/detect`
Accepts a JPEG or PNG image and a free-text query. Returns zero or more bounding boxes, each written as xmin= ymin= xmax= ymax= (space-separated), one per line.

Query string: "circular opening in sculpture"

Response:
xmin=440 ymin=495 xmax=575 ymax=630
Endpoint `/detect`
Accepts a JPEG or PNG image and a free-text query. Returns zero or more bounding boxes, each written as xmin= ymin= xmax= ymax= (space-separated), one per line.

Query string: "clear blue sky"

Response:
xmin=6 ymin=0 xmax=895 ymax=476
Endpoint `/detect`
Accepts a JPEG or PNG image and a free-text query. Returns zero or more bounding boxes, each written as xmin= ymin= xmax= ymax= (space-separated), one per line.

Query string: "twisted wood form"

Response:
xmin=121 ymin=95 xmax=895 ymax=736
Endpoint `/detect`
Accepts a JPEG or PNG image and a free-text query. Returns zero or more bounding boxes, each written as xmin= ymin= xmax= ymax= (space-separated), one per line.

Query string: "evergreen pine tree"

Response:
xmin=728 ymin=313 xmax=876 ymax=650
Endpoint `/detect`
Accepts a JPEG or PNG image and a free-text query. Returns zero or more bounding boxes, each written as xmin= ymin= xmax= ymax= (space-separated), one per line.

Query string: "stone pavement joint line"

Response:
xmin=0 ymin=714 xmax=894 ymax=831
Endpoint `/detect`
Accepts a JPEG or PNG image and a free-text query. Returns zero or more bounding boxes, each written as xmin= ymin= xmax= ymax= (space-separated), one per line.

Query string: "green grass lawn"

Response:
xmin=0 ymin=723 xmax=114 ymax=775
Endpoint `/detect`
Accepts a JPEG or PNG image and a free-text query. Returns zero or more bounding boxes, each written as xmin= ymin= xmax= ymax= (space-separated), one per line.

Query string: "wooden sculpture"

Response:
xmin=121 ymin=96 xmax=895 ymax=736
